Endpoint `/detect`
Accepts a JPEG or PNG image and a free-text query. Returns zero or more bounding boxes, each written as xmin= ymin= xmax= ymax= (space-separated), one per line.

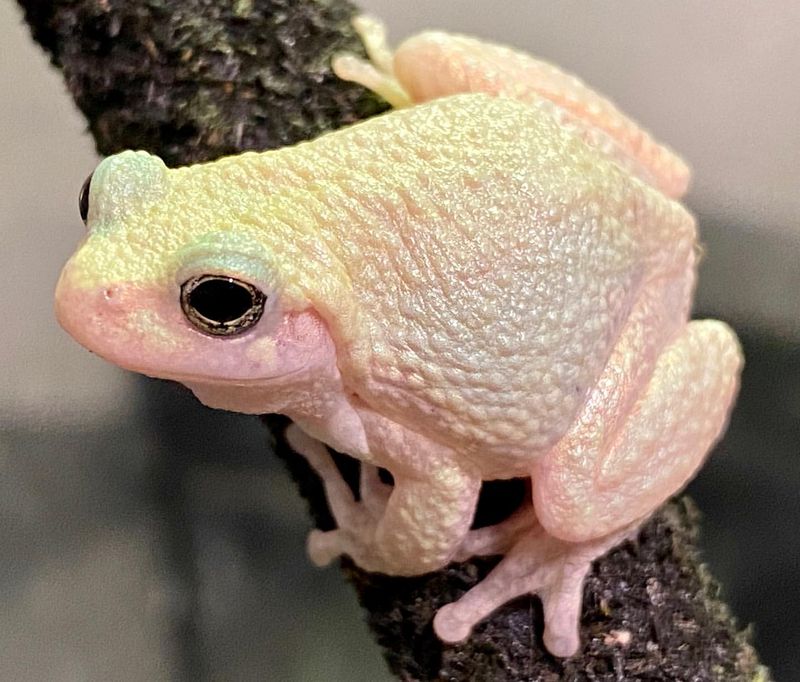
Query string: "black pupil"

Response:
xmin=189 ymin=278 xmax=254 ymax=323
xmin=79 ymin=173 xmax=92 ymax=224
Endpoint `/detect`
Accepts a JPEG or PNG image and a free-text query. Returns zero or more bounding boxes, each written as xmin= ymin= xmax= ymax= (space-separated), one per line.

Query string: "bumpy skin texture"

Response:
xmin=55 ymin=17 xmax=743 ymax=657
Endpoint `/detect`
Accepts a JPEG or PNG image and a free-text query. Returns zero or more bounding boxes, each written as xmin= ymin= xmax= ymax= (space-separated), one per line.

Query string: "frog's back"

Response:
xmin=264 ymin=94 xmax=695 ymax=469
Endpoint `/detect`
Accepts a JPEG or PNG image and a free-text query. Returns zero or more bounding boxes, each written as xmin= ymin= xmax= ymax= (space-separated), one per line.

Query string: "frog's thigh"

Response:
xmin=534 ymin=320 xmax=742 ymax=543
xmin=391 ymin=31 xmax=689 ymax=197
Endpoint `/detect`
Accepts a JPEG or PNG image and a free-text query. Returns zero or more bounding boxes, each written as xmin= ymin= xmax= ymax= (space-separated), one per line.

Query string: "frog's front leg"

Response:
xmin=286 ymin=421 xmax=482 ymax=575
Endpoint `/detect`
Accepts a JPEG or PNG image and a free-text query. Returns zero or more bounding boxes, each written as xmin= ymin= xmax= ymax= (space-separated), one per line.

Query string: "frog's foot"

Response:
xmin=286 ymin=424 xmax=392 ymax=570
xmin=306 ymin=461 xmax=395 ymax=569
xmin=434 ymin=524 xmax=637 ymax=657
xmin=332 ymin=15 xmax=413 ymax=108
xmin=453 ymin=503 xmax=536 ymax=562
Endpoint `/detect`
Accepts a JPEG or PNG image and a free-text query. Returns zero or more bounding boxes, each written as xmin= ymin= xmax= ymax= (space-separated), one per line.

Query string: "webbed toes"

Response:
xmin=432 ymin=528 xmax=628 ymax=656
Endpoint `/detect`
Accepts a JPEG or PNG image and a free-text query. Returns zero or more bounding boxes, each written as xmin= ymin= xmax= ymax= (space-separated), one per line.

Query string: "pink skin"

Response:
xmin=334 ymin=19 xmax=689 ymax=198
xmin=54 ymin=19 xmax=743 ymax=659
xmin=325 ymin=19 xmax=738 ymax=656
xmin=55 ymin=265 xmax=371 ymax=458
xmin=54 ymin=271 xmax=341 ymax=415
xmin=391 ymin=33 xmax=690 ymax=199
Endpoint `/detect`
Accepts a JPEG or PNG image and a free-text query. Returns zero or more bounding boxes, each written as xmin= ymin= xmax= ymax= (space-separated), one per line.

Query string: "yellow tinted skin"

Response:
xmin=56 ymin=18 xmax=742 ymax=657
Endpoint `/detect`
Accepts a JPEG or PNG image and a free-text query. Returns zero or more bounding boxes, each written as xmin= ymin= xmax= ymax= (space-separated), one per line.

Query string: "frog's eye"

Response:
xmin=180 ymin=275 xmax=266 ymax=337
xmin=79 ymin=173 xmax=92 ymax=225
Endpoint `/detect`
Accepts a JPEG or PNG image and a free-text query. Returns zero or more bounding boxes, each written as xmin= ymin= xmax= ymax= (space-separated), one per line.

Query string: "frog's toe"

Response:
xmin=433 ymin=540 xmax=545 ymax=645
xmin=542 ymin=626 xmax=581 ymax=659
xmin=360 ymin=463 xmax=392 ymax=519
xmin=306 ymin=529 xmax=344 ymax=567
xmin=540 ymin=571 xmax=586 ymax=657
xmin=332 ymin=15 xmax=412 ymax=107
xmin=432 ymin=603 xmax=474 ymax=643
xmin=433 ymin=527 xmax=630 ymax=656
xmin=351 ymin=14 xmax=395 ymax=75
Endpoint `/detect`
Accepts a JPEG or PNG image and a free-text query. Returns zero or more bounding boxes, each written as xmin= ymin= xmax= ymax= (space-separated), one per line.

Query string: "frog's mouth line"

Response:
xmin=57 ymin=273 xmax=311 ymax=388
xmin=81 ymin=343 xmax=307 ymax=388
xmin=143 ymin=365 xmax=308 ymax=388
xmin=69 ymin=321 xmax=305 ymax=388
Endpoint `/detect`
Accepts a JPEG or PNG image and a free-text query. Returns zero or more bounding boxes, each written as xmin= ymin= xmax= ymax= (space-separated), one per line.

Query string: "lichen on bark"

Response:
xmin=19 ymin=0 xmax=387 ymax=165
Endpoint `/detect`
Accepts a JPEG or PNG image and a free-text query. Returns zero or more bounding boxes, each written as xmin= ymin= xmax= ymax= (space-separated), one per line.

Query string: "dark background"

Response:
xmin=2 ymin=2 xmax=798 ymax=680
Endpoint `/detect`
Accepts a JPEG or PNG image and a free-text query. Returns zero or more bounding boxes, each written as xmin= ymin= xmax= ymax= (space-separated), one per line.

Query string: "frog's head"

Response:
xmin=55 ymin=150 xmax=343 ymax=412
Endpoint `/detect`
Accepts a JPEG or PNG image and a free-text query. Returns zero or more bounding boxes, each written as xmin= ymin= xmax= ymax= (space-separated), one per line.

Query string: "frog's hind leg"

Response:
xmin=332 ymin=15 xmax=413 ymax=108
xmin=338 ymin=19 xmax=688 ymax=197
xmin=437 ymin=320 xmax=741 ymax=656
xmin=533 ymin=319 xmax=742 ymax=544
xmin=435 ymin=523 xmax=636 ymax=656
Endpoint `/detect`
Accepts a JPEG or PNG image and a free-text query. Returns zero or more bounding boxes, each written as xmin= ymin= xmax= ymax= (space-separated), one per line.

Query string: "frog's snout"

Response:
xmin=54 ymin=258 xmax=309 ymax=388
xmin=55 ymin=259 xmax=195 ymax=382
xmin=54 ymin=262 xmax=136 ymax=359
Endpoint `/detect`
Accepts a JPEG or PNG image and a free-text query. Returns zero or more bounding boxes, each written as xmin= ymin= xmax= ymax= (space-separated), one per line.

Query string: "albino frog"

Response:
xmin=55 ymin=16 xmax=742 ymax=656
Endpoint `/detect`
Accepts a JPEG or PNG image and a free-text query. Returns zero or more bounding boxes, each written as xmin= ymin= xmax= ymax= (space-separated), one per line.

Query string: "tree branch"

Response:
xmin=19 ymin=0 xmax=769 ymax=679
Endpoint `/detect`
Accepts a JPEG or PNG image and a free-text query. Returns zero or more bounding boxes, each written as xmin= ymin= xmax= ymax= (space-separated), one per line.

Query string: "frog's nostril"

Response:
xmin=103 ymin=287 xmax=116 ymax=301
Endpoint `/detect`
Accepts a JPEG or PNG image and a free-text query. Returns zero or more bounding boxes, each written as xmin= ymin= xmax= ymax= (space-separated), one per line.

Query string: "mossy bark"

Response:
xmin=18 ymin=1 xmax=769 ymax=679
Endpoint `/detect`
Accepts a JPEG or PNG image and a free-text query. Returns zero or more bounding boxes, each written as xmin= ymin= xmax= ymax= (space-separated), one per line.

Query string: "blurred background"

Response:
xmin=1 ymin=1 xmax=798 ymax=680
